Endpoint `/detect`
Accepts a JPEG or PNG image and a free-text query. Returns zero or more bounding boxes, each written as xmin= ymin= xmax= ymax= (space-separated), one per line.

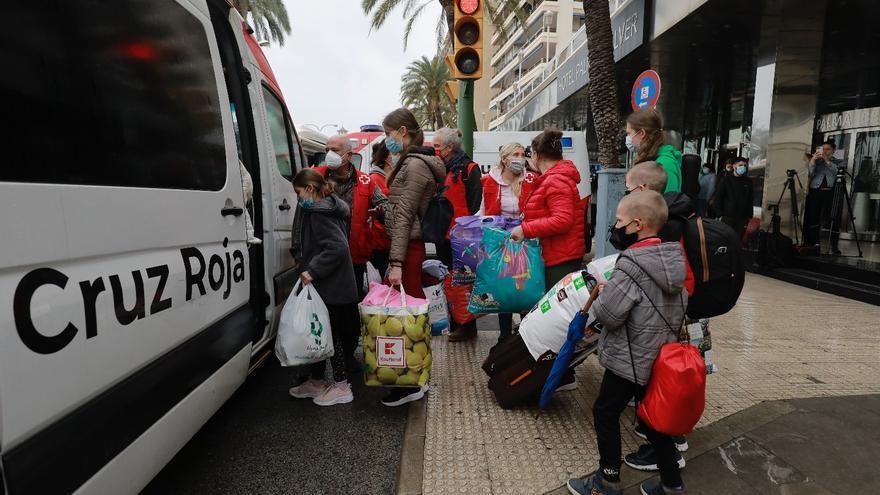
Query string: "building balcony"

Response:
xmin=491 ymin=0 xmax=559 ymax=65
xmin=491 ymin=28 xmax=557 ymax=87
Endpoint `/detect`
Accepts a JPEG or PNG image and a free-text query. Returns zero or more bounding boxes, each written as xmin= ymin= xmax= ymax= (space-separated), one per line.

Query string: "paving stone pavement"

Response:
xmin=421 ymin=274 xmax=880 ymax=495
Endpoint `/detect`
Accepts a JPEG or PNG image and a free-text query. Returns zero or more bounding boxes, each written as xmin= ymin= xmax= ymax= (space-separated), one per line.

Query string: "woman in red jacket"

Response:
xmin=510 ymin=128 xmax=585 ymax=289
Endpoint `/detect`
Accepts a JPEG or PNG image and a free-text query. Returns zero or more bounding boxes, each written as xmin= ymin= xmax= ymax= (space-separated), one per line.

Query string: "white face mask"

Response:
xmin=507 ymin=157 xmax=526 ymax=175
xmin=625 ymin=134 xmax=639 ymax=153
xmin=325 ymin=150 xmax=344 ymax=169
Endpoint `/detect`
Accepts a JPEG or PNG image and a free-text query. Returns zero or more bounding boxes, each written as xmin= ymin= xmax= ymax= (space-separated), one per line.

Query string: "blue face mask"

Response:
xmin=385 ymin=135 xmax=404 ymax=153
xmin=298 ymin=197 xmax=314 ymax=209
xmin=736 ymin=165 xmax=747 ymax=176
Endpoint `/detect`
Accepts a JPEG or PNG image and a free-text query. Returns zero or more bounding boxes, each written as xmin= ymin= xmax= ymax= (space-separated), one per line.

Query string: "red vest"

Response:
xmin=481 ymin=171 xmax=537 ymax=216
xmin=443 ymin=162 xmax=478 ymax=234
xmin=316 ymin=166 xmax=374 ymax=264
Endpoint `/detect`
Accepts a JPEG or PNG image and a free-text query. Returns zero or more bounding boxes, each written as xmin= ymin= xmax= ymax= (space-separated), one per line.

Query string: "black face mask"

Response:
xmin=608 ymin=221 xmax=639 ymax=250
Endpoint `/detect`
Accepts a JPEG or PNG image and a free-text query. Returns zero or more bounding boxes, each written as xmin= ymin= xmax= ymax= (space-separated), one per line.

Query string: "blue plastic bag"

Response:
xmin=468 ymin=227 xmax=544 ymax=314
xmin=450 ymin=216 xmax=522 ymax=272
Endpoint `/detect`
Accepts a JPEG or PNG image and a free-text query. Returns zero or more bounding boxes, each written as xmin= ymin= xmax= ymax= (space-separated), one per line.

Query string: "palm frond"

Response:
xmin=402 ymin=0 xmax=433 ymax=50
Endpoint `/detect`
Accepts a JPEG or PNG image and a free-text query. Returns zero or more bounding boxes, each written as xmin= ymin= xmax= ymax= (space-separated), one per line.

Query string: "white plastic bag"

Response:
xmin=519 ymin=271 xmax=599 ymax=360
xmin=423 ymin=282 xmax=450 ymax=335
xmin=586 ymin=254 xmax=619 ymax=284
xmin=363 ymin=262 xmax=382 ymax=293
xmin=275 ymin=279 xmax=334 ymax=366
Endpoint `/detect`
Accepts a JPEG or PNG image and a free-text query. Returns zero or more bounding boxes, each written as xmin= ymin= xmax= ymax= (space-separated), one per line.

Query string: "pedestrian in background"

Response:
xmin=804 ymin=140 xmax=843 ymax=252
xmin=432 ymin=126 xmax=483 ymax=342
xmin=697 ymin=162 xmax=717 ymax=218
xmin=625 ymin=109 xmax=682 ymax=193
xmin=477 ymin=142 xmax=536 ymax=344
xmin=381 ymin=107 xmax=445 ymax=407
xmin=314 ymin=134 xmax=388 ymax=372
xmin=369 ymin=140 xmax=394 ymax=278
xmin=713 ymin=157 xmax=754 ymax=239
xmin=510 ymin=128 xmax=586 ymax=290
xmin=288 ymin=169 xmax=358 ymax=406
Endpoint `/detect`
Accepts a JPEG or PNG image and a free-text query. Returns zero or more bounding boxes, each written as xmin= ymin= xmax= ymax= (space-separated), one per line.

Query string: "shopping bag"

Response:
xmin=586 ymin=254 xmax=619 ymax=284
xmin=519 ymin=270 xmax=598 ymax=359
xmin=359 ymin=284 xmax=432 ymax=387
xmin=444 ymin=276 xmax=477 ymax=324
xmin=363 ymin=261 xmax=382 ymax=293
xmin=469 ymin=227 xmax=544 ymax=314
xmin=423 ymin=282 xmax=450 ymax=336
xmin=638 ymin=343 xmax=707 ymax=436
xmin=450 ymin=216 xmax=522 ymax=272
xmin=274 ymin=280 xmax=334 ymax=366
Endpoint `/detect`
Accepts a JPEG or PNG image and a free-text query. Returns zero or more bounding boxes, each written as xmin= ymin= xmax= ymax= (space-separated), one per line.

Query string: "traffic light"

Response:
xmin=452 ymin=0 xmax=483 ymax=80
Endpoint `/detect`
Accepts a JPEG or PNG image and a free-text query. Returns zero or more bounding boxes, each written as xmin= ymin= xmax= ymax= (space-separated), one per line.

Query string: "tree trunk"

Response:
xmin=439 ymin=0 xmax=455 ymax=49
xmin=583 ymin=0 xmax=621 ymax=168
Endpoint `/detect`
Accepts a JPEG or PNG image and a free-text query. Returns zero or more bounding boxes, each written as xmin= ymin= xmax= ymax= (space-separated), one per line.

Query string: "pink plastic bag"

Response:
xmin=362 ymin=282 xmax=429 ymax=308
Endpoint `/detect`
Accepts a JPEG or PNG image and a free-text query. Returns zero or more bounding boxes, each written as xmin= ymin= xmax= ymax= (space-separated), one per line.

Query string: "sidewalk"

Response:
xmin=418 ymin=274 xmax=880 ymax=494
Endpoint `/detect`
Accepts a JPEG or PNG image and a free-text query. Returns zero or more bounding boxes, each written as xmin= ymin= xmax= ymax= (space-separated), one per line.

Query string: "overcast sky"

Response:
xmin=262 ymin=1 xmax=443 ymax=134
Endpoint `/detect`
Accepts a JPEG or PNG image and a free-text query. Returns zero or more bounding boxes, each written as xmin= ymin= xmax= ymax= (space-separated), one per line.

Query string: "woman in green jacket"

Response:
xmin=625 ymin=109 xmax=682 ymax=193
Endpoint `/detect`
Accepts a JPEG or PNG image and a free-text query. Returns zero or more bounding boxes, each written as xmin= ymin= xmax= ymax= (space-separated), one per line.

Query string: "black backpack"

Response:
xmin=681 ymin=217 xmax=745 ymax=319
xmin=421 ymin=184 xmax=454 ymax=244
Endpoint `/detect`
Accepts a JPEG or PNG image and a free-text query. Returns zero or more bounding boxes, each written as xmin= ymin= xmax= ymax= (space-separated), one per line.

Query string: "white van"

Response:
xmin=0 ymin=2 xmax=304 ymax=493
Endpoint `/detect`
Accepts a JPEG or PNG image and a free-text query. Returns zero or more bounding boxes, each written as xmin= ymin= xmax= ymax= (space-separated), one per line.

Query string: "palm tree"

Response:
xmin=237 ymin=0 xmax=291 ymax=46
xmin=401 ymin=56 xmax=456 ymax=130
xmin=361 ymin=0 xmax=522 ymax=50
xmin=583 ymin=0 xmax=621 ymax=168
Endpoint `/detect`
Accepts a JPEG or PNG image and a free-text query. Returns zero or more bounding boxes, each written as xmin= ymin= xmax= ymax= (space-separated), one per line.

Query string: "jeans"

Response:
xmin=593 ymin=369 xmax=682 ymax=488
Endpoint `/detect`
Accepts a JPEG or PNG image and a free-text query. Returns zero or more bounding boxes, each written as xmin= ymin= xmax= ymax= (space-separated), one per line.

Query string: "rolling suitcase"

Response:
xmin=483 ymin=334 xmax=556 ymax=409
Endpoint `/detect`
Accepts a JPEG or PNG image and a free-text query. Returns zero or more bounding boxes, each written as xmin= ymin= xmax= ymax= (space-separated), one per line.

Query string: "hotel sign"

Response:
xmin=556 ymin=0 xmax=645 ymax=103
xmin=817 ymin=107 xmax=880 ymax=132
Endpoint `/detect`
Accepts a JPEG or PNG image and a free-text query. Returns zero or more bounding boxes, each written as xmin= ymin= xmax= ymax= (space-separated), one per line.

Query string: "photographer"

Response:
xmin=804 ymin=140 xmax=843 ymax=252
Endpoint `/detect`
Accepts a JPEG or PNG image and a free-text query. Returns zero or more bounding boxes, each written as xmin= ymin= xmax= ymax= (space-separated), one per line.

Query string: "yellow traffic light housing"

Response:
xmin=452 ymin=0 xmax=483 ymax=80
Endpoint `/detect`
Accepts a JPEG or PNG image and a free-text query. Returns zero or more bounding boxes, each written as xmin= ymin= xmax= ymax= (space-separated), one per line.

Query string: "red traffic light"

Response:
xmin=457 ymin=0 xmax=480 ymax=15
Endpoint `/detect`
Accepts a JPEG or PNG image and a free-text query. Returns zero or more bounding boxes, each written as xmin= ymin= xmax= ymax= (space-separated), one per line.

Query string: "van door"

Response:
xmin=0 ymin=1 xmax=251 ymax=493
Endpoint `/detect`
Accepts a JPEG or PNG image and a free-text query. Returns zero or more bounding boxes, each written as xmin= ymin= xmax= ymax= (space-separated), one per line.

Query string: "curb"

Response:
xmin=396 ymin=393 xmax=429 ymax=495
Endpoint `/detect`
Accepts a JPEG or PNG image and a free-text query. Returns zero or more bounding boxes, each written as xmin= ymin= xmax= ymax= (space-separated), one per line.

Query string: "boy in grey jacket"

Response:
xmin=568 ymin=191 xmax=688 ymax=495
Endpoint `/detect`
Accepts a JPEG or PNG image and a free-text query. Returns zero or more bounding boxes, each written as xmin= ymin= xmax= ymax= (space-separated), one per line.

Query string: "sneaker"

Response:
xmin=448 ymin=322 xmax=477 ymax=342
xmin=566 ymin=473 xmax=622 ymax=495
xmin=381 ymin=385 xmax=428 ymax=407
xmin=633 ymin=424 xmax=689 ymax=452
xmin=556 ymin=374 xmax=578 ymax=392
xmin=640 ymin=479 xmax=687 ymax=495
xmin=289 ymin=379 xmax=327 ymax=399
xmin=624 ymin=444 xmax=686 ymax=471
xmin=313 ymin=381 xmax=354 ymax=406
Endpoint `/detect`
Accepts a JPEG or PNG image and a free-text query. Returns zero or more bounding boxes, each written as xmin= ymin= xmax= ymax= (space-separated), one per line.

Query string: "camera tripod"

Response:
xmin=771 ymin=169 xmax=804 ymax=244
xmin=826 ymin=168 xmax=864 ymax=257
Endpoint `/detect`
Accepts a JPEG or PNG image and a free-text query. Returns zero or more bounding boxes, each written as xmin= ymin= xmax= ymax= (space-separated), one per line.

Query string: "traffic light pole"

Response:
xmin=457 ymin=79 xmax=475 ymax=157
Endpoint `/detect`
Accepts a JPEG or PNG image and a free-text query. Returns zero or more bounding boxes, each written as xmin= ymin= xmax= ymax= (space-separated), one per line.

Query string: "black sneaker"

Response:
xmin=624 ymin=444 xmax=685 ymax=472
xmin=633 ymin=424 xmax=688 ymax=452
xmin=380 ymin=386 xmax=428 ymax=407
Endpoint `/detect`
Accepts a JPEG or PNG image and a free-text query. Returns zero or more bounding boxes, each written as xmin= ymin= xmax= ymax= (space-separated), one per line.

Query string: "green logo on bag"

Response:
xmin=574 ymin=276 xmax=586 ymax=289
xmin=310 ymin=313 xmax=324 ymax=344
xmin=540 ymin=300 xmax=551 ymax=314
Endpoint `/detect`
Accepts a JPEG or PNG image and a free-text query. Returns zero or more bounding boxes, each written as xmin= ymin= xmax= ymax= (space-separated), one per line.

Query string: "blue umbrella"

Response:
xmin=538 ymin=287 xmax=600 ymax=410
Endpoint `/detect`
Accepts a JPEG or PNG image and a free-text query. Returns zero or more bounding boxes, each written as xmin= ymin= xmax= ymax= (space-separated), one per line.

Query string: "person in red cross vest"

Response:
xmin=313 ymin=134 xmax=388 ymax=371
xmin=476 ymin=142 xmax=537 ymax=344
xmin=431 ymin=127 xmax=483 ymax=342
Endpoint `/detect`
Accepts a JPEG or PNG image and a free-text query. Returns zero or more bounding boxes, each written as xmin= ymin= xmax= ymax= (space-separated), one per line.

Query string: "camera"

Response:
xmin=524 ymin=145 xmax=532 ymax=158
xmin=786 ymin=169 xmax=798 ymax=177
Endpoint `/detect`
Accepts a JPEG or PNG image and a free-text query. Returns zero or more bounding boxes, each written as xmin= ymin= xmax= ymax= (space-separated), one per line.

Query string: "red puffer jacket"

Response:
xmin=521 ymin=160 xmax=585 ymax=266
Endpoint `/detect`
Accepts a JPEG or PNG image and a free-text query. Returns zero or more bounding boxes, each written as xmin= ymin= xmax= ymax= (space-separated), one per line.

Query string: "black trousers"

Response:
xmin=310 ymin=302 xmax=359 ymax=383
xmin=804 ymin=188 xmax=839 ymax=247
xmin=545 ymin=259 xmax=583 ymax=291
xmin=371 ymin=249 xmax=390 ymax=282
xmin=593 ymin=369 xmax=682 ymax=488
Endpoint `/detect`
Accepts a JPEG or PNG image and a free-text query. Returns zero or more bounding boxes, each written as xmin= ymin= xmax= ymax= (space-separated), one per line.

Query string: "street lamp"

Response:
xmin=303 ymin=123 xmax=339 ymax=133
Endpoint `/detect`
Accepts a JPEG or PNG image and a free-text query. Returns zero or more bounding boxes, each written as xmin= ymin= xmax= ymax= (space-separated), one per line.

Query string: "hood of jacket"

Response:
xmin=540 ymin=159 xmax=580 ymax=184
xmin=656 ymin=144 xmax=682 ymax=166
xmin=306 ymin=194 xmax=350 ymax=220
xmin=619 ymin=242 xmax=686 ymax=295
xmin=488 ymin=166 xmax=512 ymax=185
xmin=446 ymin=149 xmax=473 ymax=174
xmin=406 ymin=147 xmax=446 ymax=182
xmin=370 ymin=164 xmax=387 ymax=177
xmin=663 ymin=192 xmax=695 ymax=219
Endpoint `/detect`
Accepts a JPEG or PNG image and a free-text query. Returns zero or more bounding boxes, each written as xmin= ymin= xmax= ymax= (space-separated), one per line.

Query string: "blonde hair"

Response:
xmin=627 ymin=161 xmax=667 ymax=192
xmin=497 ymin=142 xmax=526 ymax=197
xmin=618 ymin=190 xmax=668 ymax=230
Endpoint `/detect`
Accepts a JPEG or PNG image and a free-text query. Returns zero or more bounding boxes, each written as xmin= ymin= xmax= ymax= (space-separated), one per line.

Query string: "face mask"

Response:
xmin=608 ymin=220 xmax=639 ymax=250
xmin=385 ymin=135 xmax=404 ymax=153
xmin=325 ymin=150 xmax=343 ymax=169
xmin=507 ymin=158 xmax=526 ymax=174
xmin=735 ymin=165 xmax=747 ymax=176
xmin=390 ymin=154 xmax=400 ymax=167
xmin=625 ymin=134 xmax=640 ymax=153
xmin=298 ymin=197 xmax=314 ymax=209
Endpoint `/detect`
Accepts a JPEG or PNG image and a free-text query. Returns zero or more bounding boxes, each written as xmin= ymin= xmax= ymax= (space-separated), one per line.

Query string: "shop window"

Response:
xmin=0 ymin=1 xmax=227 ymax=190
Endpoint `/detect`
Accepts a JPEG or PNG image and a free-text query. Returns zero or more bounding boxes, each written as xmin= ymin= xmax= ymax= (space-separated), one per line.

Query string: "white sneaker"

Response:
xmin=289 ymin=379 xmax=327 ymax=399
xmin=556 ymin=378 xmax=578 ymax=392
xmin=313 ymin=382 xmax=354 ymax=406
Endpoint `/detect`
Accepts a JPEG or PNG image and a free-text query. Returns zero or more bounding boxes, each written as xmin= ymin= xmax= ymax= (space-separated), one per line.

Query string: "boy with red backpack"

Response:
xmin=567 ymin=191 xmax=688 ymax=495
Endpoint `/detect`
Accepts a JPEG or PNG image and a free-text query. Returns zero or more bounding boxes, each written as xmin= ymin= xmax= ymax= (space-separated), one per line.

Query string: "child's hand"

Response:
xmin=597 ymin=283 xmax=606 ymax=294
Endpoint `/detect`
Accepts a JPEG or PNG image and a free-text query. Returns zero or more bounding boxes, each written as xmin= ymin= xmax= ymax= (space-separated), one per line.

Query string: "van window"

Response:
xmin=263 ymin=87 xmax=301 ymax=181
xmin=0 ymin=1 xmax=227 ymax=190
